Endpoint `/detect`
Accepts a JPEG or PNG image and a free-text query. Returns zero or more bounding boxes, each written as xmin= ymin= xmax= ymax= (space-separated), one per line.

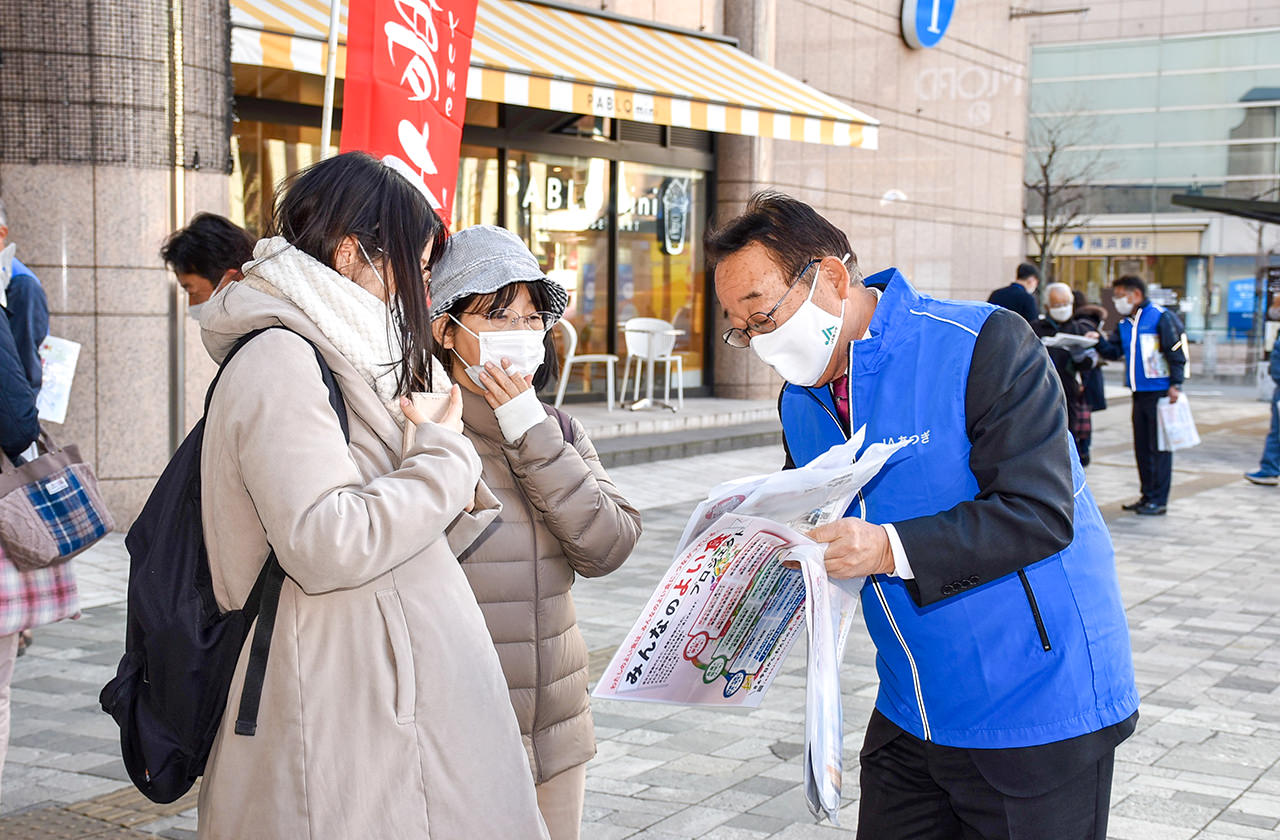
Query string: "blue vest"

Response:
xmin=1117 ymin=301 xmax=1171 ymax=392
xmin=780 ymin=269 xmax=1138 ymax=748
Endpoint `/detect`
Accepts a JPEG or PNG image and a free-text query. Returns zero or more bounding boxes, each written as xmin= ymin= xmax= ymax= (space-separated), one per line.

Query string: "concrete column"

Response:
xmin=0 ymin=0 xmax=232 ymax=525
xmin=715 ymin=0 xmax=788 ymax=400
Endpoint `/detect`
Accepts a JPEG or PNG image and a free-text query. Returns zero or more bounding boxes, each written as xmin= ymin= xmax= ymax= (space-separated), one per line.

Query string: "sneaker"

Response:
xmin=1244 ymin=471 xmax=1280 ymax=486
xmin=1121 ymin=499 xmax=1148 ymax=511
xmin=1134 ymin=502 xmax=1167 ymax=516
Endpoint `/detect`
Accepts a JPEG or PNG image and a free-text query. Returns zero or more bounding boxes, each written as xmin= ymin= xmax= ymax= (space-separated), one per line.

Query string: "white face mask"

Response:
xmin=1048 ymin=304 xmax=1073 ymax=323
xmin=187 ymin=302 xmax=206 ymax=322
xmin=749 ymin=256 xmax=848 ymax=387
xmin=1268 ymin=306 xmax=1280 ymax=321
xmin=449 ymin=315 xmax=546 ymax=390
xmin=1114 ymin=294 xmax=1135 ymax=316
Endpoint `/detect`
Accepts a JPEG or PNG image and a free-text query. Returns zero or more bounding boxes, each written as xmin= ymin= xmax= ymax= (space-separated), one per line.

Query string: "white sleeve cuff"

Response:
xmin=494 ymin=388 xmax=547 ymax=444
xmin=882 ymin=523 xmax=914 ymax=580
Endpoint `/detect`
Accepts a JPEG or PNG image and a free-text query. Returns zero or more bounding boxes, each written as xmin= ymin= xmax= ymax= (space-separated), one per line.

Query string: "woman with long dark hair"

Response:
xmin=196 ymin=153 xmax=548 ymax=839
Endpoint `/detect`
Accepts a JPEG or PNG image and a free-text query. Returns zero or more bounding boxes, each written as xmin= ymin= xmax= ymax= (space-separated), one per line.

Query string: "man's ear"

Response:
xmin=827 ymin=256 xmax=854 ymax=300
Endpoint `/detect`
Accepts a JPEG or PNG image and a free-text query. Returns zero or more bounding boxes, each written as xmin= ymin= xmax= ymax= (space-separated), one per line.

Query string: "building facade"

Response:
xmin=1027 ymin=1 xmax=1280 ymax=378
xmin=2 ymin=0 xmax=1031 ymax=523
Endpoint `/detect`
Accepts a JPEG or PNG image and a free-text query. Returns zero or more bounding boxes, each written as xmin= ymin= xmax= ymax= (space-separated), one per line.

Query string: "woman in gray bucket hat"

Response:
xmin=429 ymin=225 xmax=642 ymax=840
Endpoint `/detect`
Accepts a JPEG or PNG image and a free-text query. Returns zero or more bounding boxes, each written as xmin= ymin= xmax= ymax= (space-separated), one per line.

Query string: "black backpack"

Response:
xmin=100 ymin=327 xmax=348 ymax=804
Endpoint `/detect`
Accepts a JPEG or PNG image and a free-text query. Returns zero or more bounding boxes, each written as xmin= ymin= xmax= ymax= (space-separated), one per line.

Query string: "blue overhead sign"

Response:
xmin=902 ymin=0 xmax=956 ymax=49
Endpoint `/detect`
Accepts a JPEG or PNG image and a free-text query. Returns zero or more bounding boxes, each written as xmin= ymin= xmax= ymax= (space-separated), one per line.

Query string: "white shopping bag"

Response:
xmin=1157 ymin=394 xmax=1201 ymax=451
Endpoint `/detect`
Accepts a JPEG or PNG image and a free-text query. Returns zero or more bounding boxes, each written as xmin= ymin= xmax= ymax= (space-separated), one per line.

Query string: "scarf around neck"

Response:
xmin=241 ymin=236 xmax=444 ymax=425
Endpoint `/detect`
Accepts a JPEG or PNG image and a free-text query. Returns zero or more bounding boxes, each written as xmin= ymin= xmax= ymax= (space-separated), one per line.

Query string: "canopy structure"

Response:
xmin=230 ymin=0 xmax=879 ymax=148
xmin=1171 ymin=194 xmax=1280 ymax=226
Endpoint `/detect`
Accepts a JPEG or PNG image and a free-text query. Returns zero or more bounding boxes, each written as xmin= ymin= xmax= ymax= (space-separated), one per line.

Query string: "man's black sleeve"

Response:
xmin=1158 ymin=311 xmax=1187 ymax=388
xmin=889 ymin=309 xmax=1076 ymax=607
xmin=1095 ymin=327 xmax=1124 ymax=361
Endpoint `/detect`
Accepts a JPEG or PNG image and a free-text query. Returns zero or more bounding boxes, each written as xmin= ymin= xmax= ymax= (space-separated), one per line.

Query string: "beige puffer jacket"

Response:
xmin=457 ymin=388 xmax=641 ymax=783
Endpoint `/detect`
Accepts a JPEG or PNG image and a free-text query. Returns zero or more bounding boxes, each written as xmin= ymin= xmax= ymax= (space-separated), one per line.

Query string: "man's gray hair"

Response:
xmin=1046 ymin=282 xmax=1072 ymax=300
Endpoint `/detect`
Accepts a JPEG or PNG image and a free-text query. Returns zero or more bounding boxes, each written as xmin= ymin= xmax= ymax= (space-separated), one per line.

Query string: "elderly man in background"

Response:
xmin=1033 ymin=282 xmax=1099 ymax=465
xmin=708 ymin=192 xmax=1138 ymax=840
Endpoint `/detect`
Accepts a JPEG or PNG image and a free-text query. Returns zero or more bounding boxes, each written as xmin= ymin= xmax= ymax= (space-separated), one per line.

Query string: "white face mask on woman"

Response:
xmin=449 ymin=315 xmax=546 ymax=390
xmin=749 ymin=257 xmax=848 ymax=387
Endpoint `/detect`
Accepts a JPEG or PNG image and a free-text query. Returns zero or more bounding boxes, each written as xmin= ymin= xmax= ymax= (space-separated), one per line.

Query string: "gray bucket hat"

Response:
xmin=428 ymin=225 xmax=568 ymax=322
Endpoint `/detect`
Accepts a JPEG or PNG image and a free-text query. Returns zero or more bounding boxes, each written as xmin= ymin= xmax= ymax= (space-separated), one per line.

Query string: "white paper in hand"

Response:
xmin=36 ymin=336 xmax=81 ymax=424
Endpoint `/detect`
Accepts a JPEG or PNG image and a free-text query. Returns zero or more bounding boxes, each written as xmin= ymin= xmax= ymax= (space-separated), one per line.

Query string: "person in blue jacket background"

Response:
xmin=1093 ymin=275 xmax=1187 ymax=515
xmin=708 ymin=193 xmax=1138 ymax=840
xmin=0 ymin=197 xmax=50 ymax=394
xmin=1244 ymin=303 xmax=1280 ymax=485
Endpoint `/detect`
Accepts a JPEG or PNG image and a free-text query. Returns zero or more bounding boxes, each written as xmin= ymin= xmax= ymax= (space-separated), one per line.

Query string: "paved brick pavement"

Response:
xmin=2 ymin=386 xmax=1278 ymax=839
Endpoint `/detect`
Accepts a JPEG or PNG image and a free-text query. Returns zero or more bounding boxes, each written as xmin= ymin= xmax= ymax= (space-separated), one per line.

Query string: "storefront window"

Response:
xmin=231 ymin=121 xmax=324 ymax=237
xmin=617 ymin=162 xmax=706 ymax=388
xmin=452 ymin=145 xmax=501 ymax=230
xmin=505 ymin=151 xmax=612 ymax=398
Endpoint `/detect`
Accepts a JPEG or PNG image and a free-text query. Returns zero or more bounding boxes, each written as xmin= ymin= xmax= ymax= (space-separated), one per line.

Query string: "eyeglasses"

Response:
xmin=721 ymin=258 xmax=821 ymax=348
xmin=472 ymin=308 xmax=558 ymax=331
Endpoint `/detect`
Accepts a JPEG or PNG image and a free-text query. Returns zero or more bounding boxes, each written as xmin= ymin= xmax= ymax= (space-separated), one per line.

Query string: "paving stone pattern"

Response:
xmin=2 ymin=387 xmax=1278 ymax=839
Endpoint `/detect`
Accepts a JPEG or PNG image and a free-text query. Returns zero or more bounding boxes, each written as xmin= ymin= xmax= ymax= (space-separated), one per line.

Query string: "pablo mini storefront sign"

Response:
xmin=341 ymin=0 xmax=479 ymax=225
xmin=902 ymin=0 xmax=956 ymax=49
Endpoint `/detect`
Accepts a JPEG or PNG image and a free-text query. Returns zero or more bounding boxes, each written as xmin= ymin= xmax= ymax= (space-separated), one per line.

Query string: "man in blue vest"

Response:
xmin=1093 ymin=275 xmax=1187 ymax=514
xmin=708 ymin=193 xmax=1138 ymax=840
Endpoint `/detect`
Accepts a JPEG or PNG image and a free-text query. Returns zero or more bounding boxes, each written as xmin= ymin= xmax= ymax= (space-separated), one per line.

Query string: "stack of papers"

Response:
xmin=595 ymin=430 xmax=904 ymax=824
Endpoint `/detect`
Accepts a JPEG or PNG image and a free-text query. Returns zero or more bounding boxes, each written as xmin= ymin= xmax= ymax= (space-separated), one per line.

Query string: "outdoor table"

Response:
xmin=623 ymin=325 xmax=684 ymax=412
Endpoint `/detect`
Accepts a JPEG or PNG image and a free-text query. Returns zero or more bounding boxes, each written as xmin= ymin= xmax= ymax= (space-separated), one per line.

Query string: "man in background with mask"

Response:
xmin=1245 ymin=295 xmax=1280 ymax=485
xmin=708 ymin=193 xmax=1137 ymax=840
xmin=160 ymin=213 xmax=254 ymax=320
xmin=1033 ymin=282 xmax=1098 ymax=464
xmin=1093 ymin=275 xmax=1187 ymax=515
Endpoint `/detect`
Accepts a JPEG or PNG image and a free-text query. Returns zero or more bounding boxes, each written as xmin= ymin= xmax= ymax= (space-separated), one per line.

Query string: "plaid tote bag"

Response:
xmin=0 ymin=431 xmax=115 ymax=571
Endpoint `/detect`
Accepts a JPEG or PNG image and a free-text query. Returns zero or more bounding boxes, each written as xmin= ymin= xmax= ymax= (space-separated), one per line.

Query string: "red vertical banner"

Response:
xmin=341 ymin=0 xmax=479 ymax=226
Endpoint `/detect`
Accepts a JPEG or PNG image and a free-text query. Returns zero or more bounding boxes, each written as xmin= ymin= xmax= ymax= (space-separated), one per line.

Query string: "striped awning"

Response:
xmin=230 ymin=0 xmax=879 ymax=148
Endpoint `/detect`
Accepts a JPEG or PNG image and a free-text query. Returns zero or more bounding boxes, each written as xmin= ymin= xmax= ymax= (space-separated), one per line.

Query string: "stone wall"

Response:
xmin=0 ymin=0 xmax=232 ymax=525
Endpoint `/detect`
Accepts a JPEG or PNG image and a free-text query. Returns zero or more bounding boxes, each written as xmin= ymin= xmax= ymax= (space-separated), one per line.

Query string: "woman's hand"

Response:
xmin=400 ymin=384 xmax=465 ymax=436
xmin=477 ymin=359 xmax=535 ymax=410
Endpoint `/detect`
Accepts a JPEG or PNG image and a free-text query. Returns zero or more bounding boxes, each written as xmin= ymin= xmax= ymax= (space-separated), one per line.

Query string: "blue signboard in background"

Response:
xmin=1227 ymin=277 xmax=1255 ymax=340
xmin=902 ymin=0 xmax=956 ymax=49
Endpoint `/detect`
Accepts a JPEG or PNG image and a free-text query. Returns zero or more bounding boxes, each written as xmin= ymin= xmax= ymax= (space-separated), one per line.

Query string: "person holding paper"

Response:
xmin=429 ymin=226 xmax=641 ymax=840
xmin=1032 ymin=282 xmax=1098 ymax=465
xmin=0 ymin=197 xmax=50 ymax=393
xmin=1092 ymin=275 xmax=1187 ymax=515
xmin=708 ymin=193 xmax=1138 ymax=840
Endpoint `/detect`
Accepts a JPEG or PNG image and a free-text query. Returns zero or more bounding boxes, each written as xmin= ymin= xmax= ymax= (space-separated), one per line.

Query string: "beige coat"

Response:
xmin=457 ymin=389 xmax=641 ymax=783
xmin=196 ymin=283 xmax=548 ymax=840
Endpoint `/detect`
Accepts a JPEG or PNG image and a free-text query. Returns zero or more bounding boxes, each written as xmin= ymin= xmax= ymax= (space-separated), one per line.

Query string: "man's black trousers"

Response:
xmin=1131 ymin=389 xmax=1172 ymax=506
xmin=857 ymin=711 xmax=1125 ymax=840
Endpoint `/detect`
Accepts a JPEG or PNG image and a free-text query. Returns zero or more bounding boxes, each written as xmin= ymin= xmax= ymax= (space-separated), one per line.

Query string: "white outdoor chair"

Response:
xmin=620 ymin=317 xmax=685 ymax=409
xmin=553 ymin=319 xmax=618 ymax=410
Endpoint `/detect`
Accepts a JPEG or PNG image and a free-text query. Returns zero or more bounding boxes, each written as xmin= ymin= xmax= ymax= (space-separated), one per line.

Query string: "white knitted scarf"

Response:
xmin=241 ymin=237 xmax=435 ymax=424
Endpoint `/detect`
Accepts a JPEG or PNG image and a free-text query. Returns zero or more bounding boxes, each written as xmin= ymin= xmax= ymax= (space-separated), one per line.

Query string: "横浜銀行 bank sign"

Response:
xmin=902 ymin=0 xmax=956 ymax=49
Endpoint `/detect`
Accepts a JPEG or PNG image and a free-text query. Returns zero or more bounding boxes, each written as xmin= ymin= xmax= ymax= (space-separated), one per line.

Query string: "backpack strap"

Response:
xmin=211 ymin=326 xmax=349 ymax=738
xmin=542 ymin=403 xmax=575 ymax=445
